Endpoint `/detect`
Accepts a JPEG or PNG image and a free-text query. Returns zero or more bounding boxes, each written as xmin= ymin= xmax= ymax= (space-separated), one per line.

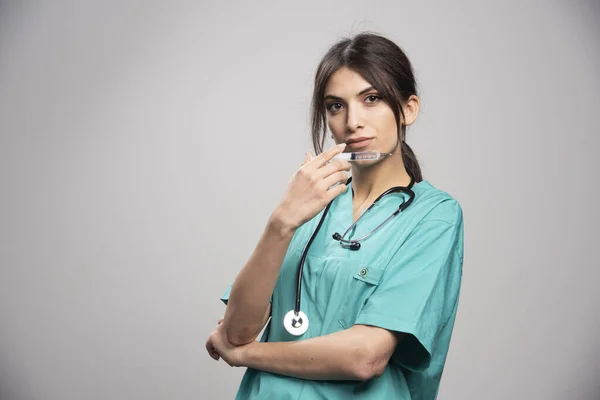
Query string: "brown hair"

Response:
xmin=310 ymin=32 xmax=422 ymax=182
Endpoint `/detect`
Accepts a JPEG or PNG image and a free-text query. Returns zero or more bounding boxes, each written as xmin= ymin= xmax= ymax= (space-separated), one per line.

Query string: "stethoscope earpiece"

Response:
xmin=332 ymin=232 xmax=363 ymax=251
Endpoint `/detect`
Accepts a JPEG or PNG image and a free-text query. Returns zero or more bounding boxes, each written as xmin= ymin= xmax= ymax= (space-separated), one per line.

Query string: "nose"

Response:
xmin=345 ymin=103 xmax=364 ymax=132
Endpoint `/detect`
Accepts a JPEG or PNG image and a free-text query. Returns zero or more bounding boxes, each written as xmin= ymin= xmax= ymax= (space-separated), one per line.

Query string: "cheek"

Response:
xmin=327 ymin=117 xmax=344 ymax=135
xmin=373 ymin=108 xmax=398 ymax=136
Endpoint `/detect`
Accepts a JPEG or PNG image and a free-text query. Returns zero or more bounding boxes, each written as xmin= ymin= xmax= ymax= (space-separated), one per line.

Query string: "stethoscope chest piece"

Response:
xmin=283 ymin=309 xmax=309 ymax=336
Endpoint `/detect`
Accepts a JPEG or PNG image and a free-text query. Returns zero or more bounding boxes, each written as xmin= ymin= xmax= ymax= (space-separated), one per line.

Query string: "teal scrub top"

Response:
xmin=221 ymin=180 xmax=464 ymax=400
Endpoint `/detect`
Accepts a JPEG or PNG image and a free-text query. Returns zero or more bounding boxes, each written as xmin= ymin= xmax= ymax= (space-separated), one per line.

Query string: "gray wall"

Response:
xmin=1 ymin=1 xmax=599 ymax=399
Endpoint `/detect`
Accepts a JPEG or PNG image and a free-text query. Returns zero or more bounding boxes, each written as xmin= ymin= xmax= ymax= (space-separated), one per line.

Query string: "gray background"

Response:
xmin=1 ymin=1 xmax=599 ymax=399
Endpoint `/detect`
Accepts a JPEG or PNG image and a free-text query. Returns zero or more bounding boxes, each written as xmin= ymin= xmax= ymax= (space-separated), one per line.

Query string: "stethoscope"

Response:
xmin=283 ymin=176 xmax=416 ymax=336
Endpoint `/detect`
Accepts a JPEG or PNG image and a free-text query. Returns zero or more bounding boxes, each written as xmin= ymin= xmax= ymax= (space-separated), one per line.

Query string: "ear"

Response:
xmin=402 ymin=95 xmax=421 ymax=126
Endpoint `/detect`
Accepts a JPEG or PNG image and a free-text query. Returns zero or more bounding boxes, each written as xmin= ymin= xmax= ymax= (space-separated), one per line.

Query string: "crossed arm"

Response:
xmin=206 ymin=305 xmax=403 ymax=381
xmin=205 ymin=197 xmax=404 ymax=381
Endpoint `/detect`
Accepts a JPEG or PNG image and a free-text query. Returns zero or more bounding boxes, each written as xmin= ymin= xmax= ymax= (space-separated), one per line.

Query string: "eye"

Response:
xmin=365 ymin=94 xmax=381 ymax=103
xmin=326 ymin=102 xmax=343 ymax=112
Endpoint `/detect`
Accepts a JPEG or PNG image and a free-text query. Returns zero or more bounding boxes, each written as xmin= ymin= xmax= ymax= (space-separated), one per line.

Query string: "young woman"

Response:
xmin=205 ymin=32 xmax=464 ymax=400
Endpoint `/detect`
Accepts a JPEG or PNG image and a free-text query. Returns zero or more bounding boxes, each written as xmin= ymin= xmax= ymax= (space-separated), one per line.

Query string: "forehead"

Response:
xmin=324 ymin=67 xmax=373 ymax=97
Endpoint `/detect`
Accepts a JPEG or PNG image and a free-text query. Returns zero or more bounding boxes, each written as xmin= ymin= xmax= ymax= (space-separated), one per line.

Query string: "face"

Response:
xmin=324 ymin=67 xmax=418 ymax=165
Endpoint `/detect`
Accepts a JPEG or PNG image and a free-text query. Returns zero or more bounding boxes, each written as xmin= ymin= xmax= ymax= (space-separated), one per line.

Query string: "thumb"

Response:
xmin=300 ymin=152 xmax=312 ymax=167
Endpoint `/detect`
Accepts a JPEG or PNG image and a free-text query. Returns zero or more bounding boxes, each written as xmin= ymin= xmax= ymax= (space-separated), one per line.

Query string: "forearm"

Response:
xmin=242 ymin=328 xmax=375 ymax=381
xmin=224 ymin=213 xmax=296 ymax=345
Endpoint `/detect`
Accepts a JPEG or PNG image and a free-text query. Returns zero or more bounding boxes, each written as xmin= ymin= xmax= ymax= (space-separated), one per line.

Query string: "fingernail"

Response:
xmin=337 ymin=143 xmax=347 ymax=149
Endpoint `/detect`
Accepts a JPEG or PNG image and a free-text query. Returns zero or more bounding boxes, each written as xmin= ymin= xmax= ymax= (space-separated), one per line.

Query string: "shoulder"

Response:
xmin=400 ymin=181 xmax=464 ymax=256
xmin=407 ymin=181 xmax=464 ymax=261
xmin=410 ymin=180 xmax=463 ymax=226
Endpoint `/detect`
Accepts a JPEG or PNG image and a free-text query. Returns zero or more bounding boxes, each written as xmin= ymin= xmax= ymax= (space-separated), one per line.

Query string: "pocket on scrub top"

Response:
xmin=337 ymin=265 xmax=385 ymax=329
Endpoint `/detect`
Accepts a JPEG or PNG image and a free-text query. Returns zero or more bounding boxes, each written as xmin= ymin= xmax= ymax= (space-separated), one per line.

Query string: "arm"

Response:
xmin=206 ymin=307 xmax=271 ymax=361
xmin=223 ymin=144 xmax=350 ymax=345
xmin=223 ymin=220 xmax=291 ymax=346
xmin=241 ymin=325 xmax=403 ymax=381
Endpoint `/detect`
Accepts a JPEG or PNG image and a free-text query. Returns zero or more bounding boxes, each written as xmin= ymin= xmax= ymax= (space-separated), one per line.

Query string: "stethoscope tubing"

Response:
xmin=292 ymin=177 xmax=415 ymax=316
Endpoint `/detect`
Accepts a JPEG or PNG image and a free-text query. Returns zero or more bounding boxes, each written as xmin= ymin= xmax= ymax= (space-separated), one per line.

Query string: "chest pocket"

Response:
xmin=337 ymin=264 xmax=385 ymax=329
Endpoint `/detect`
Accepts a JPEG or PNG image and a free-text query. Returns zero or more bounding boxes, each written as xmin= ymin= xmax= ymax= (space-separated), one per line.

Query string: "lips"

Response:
xmin=346 ymin=138 xmax=373 ymax=150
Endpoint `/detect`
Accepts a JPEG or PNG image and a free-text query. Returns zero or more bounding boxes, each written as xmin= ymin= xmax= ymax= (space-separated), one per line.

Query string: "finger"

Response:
xmin=322 ymin=170 xmax=350 ymax=189
xmin=312 ymin=143 xmax=346 ymax=168
xmin=300 ymin=152 xmax=312 ymax=167
xmin=205 ymin=338 xmax=221 ymax=360
xmin=210 ymin=348 xmax=221 ymax=361
xmin=206 ymin=339 xmax=216 ymax=357
xmin=316 ymin=159 xmax=351 ymax=179
xmin=209 ymin=348 xmax=220 ymax=360
xmin=324 ymin=183 xmax=348 ymax=202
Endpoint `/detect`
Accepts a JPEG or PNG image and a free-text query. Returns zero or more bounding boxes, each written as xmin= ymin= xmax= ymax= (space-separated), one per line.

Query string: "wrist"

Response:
xmin=269 ymin=208 xmax=298 ymax=238
xmin=238 ymin=340 xmax=259 ymax=368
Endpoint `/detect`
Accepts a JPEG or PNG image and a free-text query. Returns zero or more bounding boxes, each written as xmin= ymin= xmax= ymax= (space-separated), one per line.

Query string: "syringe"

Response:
xmin=333 ymin=151 xmax=393 ymax=161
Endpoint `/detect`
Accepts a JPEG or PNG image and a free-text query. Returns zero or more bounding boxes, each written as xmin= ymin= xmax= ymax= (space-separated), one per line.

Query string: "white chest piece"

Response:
xmin=283 ymin=310 xmax=309 ymax=336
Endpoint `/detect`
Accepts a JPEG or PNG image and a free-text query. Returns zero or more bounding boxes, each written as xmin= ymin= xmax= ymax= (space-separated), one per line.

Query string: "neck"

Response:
xmin=350 ymin=154 xmax=412 ymax=208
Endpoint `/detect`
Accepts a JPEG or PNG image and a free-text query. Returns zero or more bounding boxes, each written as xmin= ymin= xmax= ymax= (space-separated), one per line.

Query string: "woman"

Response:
xmin=205 ymin=32 xmax=464 ymax=400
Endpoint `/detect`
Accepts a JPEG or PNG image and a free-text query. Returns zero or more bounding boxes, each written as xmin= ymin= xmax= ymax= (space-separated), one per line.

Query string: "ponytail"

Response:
xmin=401 ymin=140 xmax=422 ymax=182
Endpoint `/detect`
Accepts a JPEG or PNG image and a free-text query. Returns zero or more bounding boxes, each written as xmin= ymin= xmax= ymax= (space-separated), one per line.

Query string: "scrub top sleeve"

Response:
xmin=220 ymin=284 xmax=273 ymax=306
xmin=220 ymin=284 xmax=232 ymax=305
xmin=354 ymin=199 xmax=464 ymax=372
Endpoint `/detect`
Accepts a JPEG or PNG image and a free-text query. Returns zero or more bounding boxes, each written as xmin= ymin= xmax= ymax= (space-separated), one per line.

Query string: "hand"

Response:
xmin=205 ymin=317 xmax=224 ymax=361
xmin=274 ymin=143 xmax=351 ymax=230
xmin=205 ymin=318 xmax=252 ymax=367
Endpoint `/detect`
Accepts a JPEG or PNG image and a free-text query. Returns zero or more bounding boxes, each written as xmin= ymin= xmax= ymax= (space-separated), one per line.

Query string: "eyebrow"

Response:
xmin=324 ymin=86 xmax=377 ymax=101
